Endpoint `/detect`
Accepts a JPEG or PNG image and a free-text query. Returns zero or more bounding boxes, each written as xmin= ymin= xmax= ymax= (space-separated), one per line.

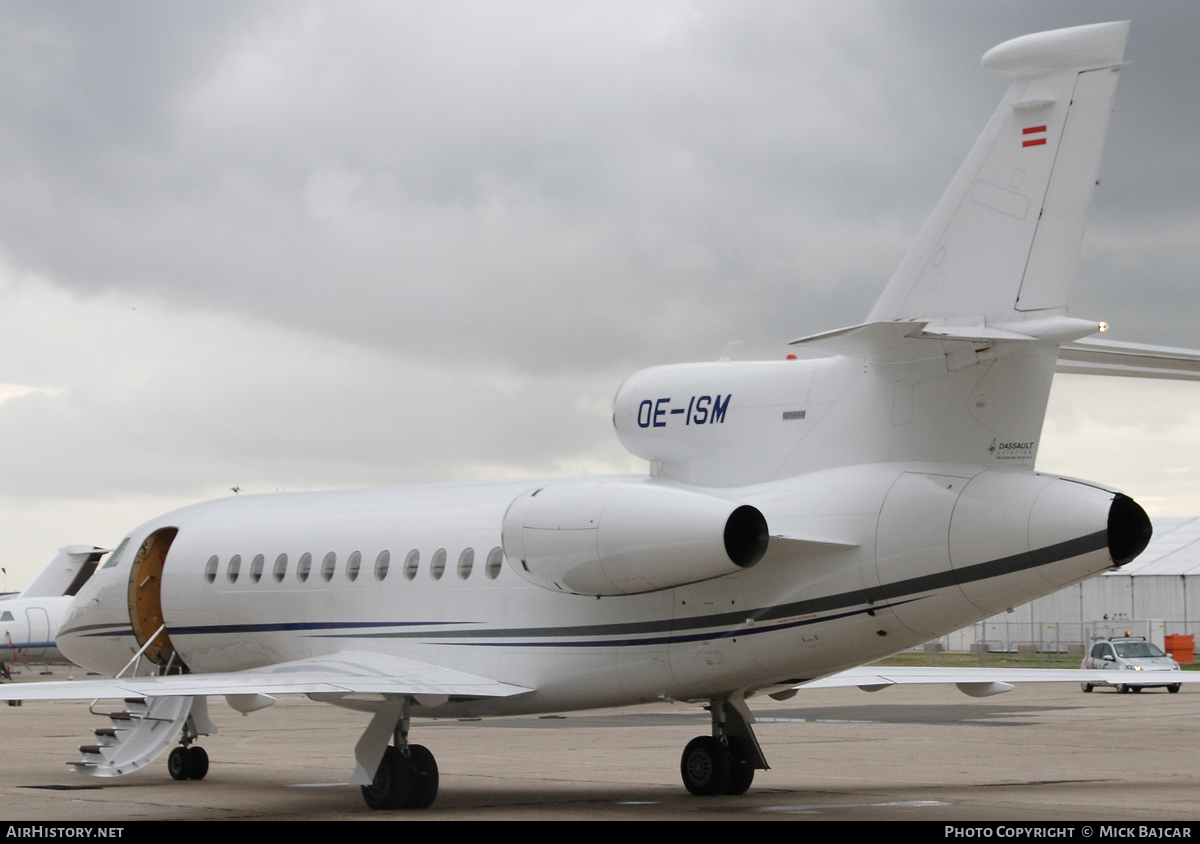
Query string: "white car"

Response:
xmin=1081 ymin=637 xmax=1183 ymax=693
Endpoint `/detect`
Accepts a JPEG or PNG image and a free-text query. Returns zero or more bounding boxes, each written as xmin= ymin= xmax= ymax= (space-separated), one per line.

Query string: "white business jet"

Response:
xmin=0 ymin=545 xmax=107 ymax=673
xmin=5 ymin=21 xmax=1200 ymax=810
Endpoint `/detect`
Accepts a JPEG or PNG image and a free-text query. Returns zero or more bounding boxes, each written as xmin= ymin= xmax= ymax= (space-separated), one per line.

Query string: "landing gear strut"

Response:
xmin=680 ymin=697 xmax=766 ymax=796
xmin=359 ymin=698 xmax=439 ymax=810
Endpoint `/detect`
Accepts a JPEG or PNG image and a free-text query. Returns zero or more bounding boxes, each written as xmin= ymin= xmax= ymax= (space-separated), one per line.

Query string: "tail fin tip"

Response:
xmin=981 ymin=21 xmax=1130 ymax=79
xmin=865 ymin=22 xmax=1129 ymax=325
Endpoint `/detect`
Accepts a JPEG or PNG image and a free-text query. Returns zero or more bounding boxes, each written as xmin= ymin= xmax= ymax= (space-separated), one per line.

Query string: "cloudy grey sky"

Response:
xmin=0 ymin=1 xmax=1196 ymax=588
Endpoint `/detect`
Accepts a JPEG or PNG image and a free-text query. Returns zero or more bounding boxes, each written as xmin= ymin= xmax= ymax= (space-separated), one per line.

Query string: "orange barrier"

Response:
xmin=1165 ymin=634 xmax=1195 ymax=664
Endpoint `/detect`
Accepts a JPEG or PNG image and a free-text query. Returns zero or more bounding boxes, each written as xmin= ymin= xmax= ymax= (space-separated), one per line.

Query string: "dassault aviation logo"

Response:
xmin=988 ymin=437 xmax=1035 ymax=460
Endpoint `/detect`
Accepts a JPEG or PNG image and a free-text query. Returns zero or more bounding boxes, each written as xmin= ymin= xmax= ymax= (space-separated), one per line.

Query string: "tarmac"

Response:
xmin=0 ymin=665 xmax=1197 ymax=821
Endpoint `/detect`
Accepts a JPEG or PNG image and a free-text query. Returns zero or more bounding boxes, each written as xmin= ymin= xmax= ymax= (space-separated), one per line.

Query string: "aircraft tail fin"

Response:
xmin=19 ymin=545 xmax=108 ymax=599
xmin=867 ymin=22 xmax=1128 ymax=324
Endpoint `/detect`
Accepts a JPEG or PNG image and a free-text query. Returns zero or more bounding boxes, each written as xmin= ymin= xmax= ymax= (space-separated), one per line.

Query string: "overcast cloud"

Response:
xmin=0 ymin=1 xmax=1196 ymax=588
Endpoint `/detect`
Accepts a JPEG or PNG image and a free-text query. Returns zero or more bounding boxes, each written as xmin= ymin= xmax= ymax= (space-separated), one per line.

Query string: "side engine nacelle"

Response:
xmin=873 ymin=467 xmax=1152 ymax=637
xmin=501 ymin=480 xmax=769 ymax=596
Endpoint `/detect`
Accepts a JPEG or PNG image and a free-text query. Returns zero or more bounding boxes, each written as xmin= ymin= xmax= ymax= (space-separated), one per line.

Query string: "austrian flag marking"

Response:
xmin=1022 ymin=124 xmax=1047 ymax=147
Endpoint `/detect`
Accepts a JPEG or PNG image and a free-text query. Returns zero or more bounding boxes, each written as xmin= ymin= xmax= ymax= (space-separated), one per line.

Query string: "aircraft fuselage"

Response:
xmin=60 ymin=456 xmax=1132 ymax=719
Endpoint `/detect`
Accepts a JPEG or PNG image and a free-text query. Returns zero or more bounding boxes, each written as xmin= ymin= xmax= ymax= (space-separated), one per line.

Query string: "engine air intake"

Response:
xmin=1108 ymin=493 xmax=1152 ymax=567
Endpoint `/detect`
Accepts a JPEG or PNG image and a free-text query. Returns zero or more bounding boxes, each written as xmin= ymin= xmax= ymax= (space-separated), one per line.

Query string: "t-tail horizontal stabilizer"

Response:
xmin=788 ymin=316 xmax=1104 ymax=367
xmin=789 ymin=324 xmax=1200 ymax=382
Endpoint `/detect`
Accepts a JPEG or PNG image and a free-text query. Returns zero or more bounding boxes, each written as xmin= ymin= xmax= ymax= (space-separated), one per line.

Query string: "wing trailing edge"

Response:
xmin=0 ymin=651 xmax=533 ymax=702
xmin=798 ymin=665 xmax=1200 ymax=694
xmin=1056 ymin=337 xmax=1200 ymax=382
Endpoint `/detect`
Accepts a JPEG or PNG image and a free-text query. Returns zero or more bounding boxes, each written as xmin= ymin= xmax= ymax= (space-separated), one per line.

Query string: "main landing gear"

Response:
xmin=358 ymin=697 xmax=439 ymax=810
xmin=361 ymin=743 xmax=439 ymax=811
xmin=679 ymin=697 xmax=766 ymax=796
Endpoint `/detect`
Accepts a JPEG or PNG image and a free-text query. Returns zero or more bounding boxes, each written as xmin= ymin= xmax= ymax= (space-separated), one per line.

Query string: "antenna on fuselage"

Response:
xmin=718 ymin=341 xmax=744 ymax=362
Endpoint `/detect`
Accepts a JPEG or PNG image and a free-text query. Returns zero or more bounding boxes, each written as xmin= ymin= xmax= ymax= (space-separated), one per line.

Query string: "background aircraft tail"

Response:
xmin=867 ymin=21 xmax=1128 ymax=324
xmin=19 ymin=546 xmax=108 ymax=599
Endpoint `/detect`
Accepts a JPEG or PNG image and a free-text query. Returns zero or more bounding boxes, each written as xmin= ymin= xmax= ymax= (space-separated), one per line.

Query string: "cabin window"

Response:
xmin=457 ymin=548 xmax=474 ymax=580
xmin=403 ymin=549 xmax=419 ymax=581
xmin=486 ymin=547 xmax=504 ymax=580
xmin=227 ymin=554 xmax=241 ymax=584
xmin=346 ymin=551 xmax=362 ymax=582
xmin=430 ymin=548 xmax=446 ymax=580
xmin=250 ymin=554 xmax=265 ymax=583
xmin=204 ymin=556 xmax=219 ymax=584
xmin=374 ymin=550 xmax=390 ymax=581
xmin=321 ymin=552 xmax=337 ymax=582
xmin=273 ymin=554 xmax=288 ymax=583
xmin=297 ymin=552 xmax=312 ymax=583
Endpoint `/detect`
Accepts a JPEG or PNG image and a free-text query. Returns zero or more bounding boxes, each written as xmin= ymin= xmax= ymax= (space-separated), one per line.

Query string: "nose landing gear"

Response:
xmin=167 ymin=710 xmax=210 ymax=781
xmin=167 ymin=745 xmax=209 ymax=781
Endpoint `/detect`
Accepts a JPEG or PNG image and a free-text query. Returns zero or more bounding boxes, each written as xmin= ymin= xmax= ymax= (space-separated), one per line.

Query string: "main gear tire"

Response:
xmin=405 ymin=744 xmax=439 ymax=809
xmin=188 ymin=746 xmax=209 ymax=780
xmin=723 ymin=736 xmax=755 ymax=796
xmin=680 ymin=736 xmax=731 ymax=796
xmin=167 ymin=746 xmax=193 ymax=781
xmin=361 ymin=747 xmax=409 ymax=810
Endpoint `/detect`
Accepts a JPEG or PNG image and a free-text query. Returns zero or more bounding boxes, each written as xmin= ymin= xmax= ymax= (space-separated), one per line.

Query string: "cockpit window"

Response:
xmin=102 ymin=537 xmax=130 ymax=569
xmin=0 ymin=611 xmax=12 ymax=622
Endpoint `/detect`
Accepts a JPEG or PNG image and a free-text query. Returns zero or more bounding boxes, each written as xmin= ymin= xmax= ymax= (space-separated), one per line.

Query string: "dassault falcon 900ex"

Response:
xmin=5 ymin=21 xmax=1200 ymax=810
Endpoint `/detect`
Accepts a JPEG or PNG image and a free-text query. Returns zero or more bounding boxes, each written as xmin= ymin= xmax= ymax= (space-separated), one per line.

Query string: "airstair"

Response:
xmin=73 ymin=695 xmax=195 ymax=777
xmin=69 ymin=622 xmax=214 ymax=777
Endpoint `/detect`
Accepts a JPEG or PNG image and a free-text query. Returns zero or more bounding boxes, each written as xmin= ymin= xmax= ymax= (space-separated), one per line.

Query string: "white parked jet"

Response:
xmin=5 ymin=21 xmax=1200 ymax=810
xmin=0 ymin=545 xmax=107 ymax=672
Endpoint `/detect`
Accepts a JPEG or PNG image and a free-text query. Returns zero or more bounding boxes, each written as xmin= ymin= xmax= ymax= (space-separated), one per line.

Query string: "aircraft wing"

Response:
xmin=1056 ymin=337 xmax=1200 ymax=381
xmin=0 ymin=651 xmax=532 ymax=701
xmin=799 ymin=665 xmax=1200 ymax=697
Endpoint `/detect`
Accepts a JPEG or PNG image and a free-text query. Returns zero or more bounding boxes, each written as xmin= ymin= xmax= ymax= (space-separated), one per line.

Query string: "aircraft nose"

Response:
xmin=1108 ymin=493 xmax=1152 ymax=567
